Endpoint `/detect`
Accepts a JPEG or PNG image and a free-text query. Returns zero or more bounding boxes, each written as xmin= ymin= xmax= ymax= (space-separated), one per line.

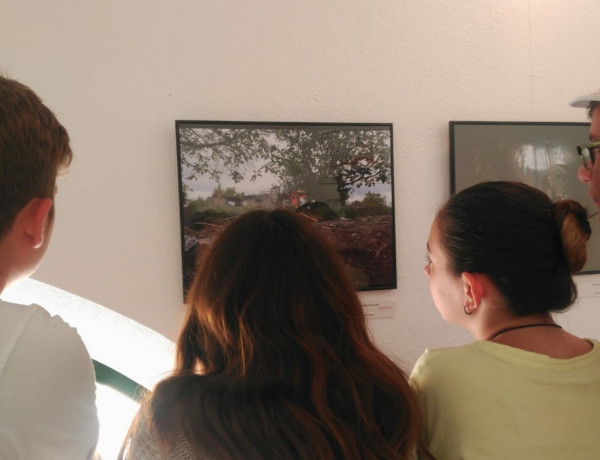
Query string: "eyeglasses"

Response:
xmin=576 ymin=141 xmax=600 ymax=170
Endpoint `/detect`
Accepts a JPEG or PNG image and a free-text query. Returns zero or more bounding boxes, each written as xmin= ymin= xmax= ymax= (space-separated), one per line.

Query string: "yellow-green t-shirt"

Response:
xmin=411 ymin=339 xmax=600 ymax=460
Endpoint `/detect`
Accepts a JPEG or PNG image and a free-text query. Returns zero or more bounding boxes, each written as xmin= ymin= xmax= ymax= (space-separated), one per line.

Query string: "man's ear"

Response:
xmin=22 ymin=198 xmax=54 ymax=249
xmin=462 ymin=272 xmax=486 ymax=313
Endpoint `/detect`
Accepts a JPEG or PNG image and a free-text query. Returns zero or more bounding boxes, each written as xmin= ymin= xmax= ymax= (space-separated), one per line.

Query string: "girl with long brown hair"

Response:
xmin=120 ymin=209 xmax=421 ymax=459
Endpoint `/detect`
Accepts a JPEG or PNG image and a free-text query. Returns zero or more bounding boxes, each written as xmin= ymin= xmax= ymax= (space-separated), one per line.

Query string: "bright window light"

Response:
xmin=96 ymin=383 xmax=141 ymax=458
xmin=1 ymin=278 xmax=176 ymax=459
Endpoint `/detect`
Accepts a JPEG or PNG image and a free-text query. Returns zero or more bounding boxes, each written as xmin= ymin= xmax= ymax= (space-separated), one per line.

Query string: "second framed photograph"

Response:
xmin=450 ymin=121 xmax=600 ymax=274
xmin=176 ymin=121 xmax=397 ymax=296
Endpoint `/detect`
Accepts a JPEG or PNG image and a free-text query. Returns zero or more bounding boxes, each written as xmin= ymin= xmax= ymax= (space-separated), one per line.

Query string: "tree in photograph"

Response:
xmin=345 ymin=192 xmax=391 ymax=218
xmin=179 ymin=127 xmax=275 ymax=185
xmin=271 ymin=128 xmax=392 ymax=205
xmin=212 ymin=186 xmax=242 ymax=199
xmin=179 ymin=126 xmax=391 ymax=206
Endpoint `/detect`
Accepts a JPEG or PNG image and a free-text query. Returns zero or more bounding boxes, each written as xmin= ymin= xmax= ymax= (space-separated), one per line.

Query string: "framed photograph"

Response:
xmin=450 ymin=121 xmax=600 ymax=274
xmin=176 ymin=120 xmax=397 ymax=295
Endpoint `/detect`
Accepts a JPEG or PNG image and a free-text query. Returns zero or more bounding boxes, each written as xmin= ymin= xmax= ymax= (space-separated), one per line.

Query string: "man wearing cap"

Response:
xmin=570 ymin=89 xmax=600 ymax=218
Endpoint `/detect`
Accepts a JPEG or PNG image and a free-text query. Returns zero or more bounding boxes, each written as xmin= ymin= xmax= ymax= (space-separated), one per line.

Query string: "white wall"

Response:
xmin=1 ymin=0 xmax=599 ymax=371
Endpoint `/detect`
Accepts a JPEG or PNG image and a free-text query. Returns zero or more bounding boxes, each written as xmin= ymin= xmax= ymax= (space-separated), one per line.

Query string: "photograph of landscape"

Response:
xmin=176 ymin=121 xmax=397 ymax=294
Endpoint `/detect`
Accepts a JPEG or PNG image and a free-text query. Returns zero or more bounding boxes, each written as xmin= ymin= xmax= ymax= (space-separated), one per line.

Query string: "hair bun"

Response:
xmin=553 ymin=200 xmax=591 ymax=273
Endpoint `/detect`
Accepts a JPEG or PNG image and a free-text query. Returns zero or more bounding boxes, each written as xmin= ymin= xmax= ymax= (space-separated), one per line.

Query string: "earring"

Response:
xmin=464 ymin=305 xmax=473 ymax=315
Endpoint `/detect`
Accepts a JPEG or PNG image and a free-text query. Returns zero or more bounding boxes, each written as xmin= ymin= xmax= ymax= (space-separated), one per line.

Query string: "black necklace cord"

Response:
xmin=487 ymin=323 xmax=563 ymax=342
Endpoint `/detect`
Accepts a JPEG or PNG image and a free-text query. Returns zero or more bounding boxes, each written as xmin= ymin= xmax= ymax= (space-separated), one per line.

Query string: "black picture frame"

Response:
xmin=450 ymin=121 xmax=599 ymax=274
xmin=176 ymin=120 xmax=397 ymax=295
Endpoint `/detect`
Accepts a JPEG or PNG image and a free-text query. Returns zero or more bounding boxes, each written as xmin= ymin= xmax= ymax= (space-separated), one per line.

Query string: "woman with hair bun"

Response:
xmin=121 ymin=209 xmax=424 ymax=460
xmin=412 ymin=181 xmax=600 ymax=459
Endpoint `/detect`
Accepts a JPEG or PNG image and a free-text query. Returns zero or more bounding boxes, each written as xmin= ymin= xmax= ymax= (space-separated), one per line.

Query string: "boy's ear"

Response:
xmin=462 ymin=272 xmax=486 ymax=313
xmin=21 ymin=198 xmax=54 ymax=249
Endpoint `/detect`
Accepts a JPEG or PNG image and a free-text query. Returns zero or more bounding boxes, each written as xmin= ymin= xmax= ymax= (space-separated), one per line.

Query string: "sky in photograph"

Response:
xmin=182 ymin=162 xmax=393 ymax=206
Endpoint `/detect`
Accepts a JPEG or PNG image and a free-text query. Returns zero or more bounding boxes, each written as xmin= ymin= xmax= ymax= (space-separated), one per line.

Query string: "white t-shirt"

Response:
xmin=0 ymin=299 xmax=99 ymax=459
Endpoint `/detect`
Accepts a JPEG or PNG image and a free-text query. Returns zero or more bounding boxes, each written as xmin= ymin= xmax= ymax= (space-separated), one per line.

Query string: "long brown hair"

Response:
xmin=132 ymin=209 xmax=420 ymax=459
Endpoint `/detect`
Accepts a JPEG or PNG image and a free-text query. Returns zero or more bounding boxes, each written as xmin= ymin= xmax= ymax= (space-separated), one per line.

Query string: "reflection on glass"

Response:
xmin=450 ymin=121 xmax=600 ymax=273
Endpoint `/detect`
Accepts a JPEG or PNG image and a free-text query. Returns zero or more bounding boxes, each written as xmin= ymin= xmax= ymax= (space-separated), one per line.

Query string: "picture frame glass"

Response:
xmin=450 ymin=121 xmax=599 ymax=274
xmin=176 ymin=121 xmax=397 ymax=295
